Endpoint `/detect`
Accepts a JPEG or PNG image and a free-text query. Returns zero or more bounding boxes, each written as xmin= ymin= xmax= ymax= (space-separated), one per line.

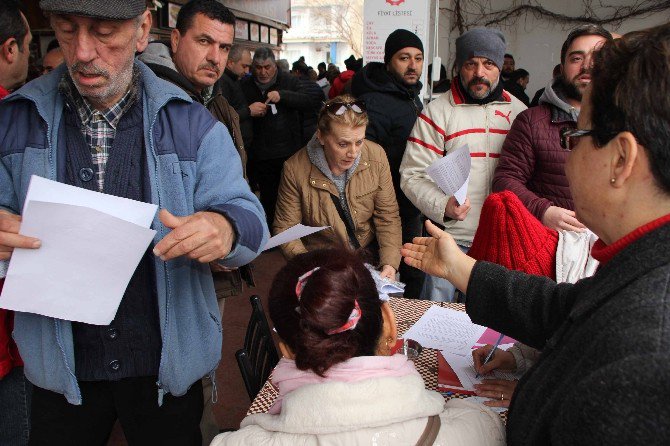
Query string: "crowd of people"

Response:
xmin=0 ymin=0 xmax=669 ymax=444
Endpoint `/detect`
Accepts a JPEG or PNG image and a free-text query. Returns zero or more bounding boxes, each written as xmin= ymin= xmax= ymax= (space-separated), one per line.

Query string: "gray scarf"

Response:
xmin=307 ymin=135 xmax=361 ymax=247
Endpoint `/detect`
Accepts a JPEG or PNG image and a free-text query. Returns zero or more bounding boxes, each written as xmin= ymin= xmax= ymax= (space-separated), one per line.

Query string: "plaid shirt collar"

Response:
xmin=59 ymin=66 xmax=140 ymax=129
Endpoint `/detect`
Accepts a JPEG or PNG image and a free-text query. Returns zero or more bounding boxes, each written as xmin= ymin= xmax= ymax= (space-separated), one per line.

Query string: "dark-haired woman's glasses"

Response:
xmin=324 ymin=101 xmax=366 ymax=116
xmin=560 ymin=127 xmax=594 ymax=151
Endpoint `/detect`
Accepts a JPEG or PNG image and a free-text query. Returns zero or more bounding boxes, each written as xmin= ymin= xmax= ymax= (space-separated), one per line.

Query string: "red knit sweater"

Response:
xmin=591 ymin=214 xmax=670 ymax=265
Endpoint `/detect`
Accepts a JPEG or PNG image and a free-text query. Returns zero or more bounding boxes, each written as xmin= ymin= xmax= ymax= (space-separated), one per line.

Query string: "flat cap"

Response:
xmin=40 ymin=0 xmax=147 ymax=20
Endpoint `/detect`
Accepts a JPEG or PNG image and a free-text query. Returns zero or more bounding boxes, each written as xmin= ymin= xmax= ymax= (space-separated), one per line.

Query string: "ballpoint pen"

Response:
xmin=475 ymin=333 xmax=505 ymax=379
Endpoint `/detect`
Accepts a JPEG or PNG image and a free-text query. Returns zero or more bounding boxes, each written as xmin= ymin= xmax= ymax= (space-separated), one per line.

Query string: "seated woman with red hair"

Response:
xmin=211 ymin=248 xmax=505 ymax=446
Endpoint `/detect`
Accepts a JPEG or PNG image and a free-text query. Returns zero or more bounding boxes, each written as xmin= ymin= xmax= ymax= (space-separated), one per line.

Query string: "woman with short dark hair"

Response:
xmin=211 ymin=248 xmax=505 ymax=445
xmin=402 ymin=23 xmax=670 ymax=445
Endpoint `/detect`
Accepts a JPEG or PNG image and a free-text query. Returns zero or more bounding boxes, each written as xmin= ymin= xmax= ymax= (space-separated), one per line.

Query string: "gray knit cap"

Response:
xmin=40 ymin=0 xmax=147 ymax=20
xmin=455 ymin=28 xmax=507 ymax=70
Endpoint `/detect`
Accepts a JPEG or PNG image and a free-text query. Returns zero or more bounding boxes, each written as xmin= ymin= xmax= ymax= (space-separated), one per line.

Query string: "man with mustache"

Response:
xmin=0 ymin=0 xmax=267 ymax=444
xmin=138 ymin=2 xmax=259 ymax=442
xmin=139 ymin=0 xmax=246 ymax=173
xmin=493 ymin=25 xmax=612 ymax=231
xmin=241 ymin=48 xmax=322 ymax=228
xmin=351 ymin=29 xmax=426 ymax=298
xmin=400 ymin=28 xmax=526 ymax=301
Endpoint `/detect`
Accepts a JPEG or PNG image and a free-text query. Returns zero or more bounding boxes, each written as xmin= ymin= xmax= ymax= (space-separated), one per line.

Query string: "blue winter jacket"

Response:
xmin=0 ymin=62 xmax=269 ymax=404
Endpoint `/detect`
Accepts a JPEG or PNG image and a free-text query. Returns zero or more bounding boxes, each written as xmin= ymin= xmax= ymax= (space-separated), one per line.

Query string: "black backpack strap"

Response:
xmin=329 ymin=193 xmax=361 ymax=249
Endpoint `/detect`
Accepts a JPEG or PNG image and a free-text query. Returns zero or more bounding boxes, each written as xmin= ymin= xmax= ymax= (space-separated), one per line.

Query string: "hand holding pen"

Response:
xmin=473 ymin=333 xmax=508 ymax=378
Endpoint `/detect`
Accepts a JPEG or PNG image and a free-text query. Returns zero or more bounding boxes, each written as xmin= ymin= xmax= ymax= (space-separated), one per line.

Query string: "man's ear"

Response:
xmin=170 ymin=28 xmax=181 ymax=55
xmin=135 ymin=10 xmax=153 ymax=53
xmin=1 ymin=38 xmax=18 ymax=63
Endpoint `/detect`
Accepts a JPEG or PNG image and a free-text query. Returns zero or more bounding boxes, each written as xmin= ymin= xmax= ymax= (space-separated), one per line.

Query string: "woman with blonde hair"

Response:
xmin=273 ymin=94 xmax=401 ymax=279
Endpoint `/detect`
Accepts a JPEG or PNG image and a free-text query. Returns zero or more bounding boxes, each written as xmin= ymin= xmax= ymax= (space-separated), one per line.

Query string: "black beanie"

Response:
xmin=384 ymin=29 xmax=424 ymax=64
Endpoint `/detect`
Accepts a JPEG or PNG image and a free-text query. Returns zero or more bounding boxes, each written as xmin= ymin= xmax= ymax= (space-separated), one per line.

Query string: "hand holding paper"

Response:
xmin=444 ymin=196 xmax=471 ymax=221
xmin=0 ymin=176 xmax=158 ymax=325
xmin=0 ymin=210 xmax=41 ymax=260
xmin=425 ymin=144 xmax=471 ymax=206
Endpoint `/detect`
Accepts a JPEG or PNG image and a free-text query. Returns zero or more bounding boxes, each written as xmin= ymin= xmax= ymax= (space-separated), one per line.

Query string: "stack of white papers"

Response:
xmin=403 ymin=306 xmax=486 ymax=355
xmin=365 ymin=264 xmax=405 ymax=301
xmin=0 ymin=176 xmax=157 ymax=325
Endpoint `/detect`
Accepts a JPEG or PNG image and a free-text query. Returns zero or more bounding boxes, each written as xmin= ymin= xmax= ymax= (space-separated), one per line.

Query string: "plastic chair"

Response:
xmin=235 ymin=295 xmax=280 ymax=400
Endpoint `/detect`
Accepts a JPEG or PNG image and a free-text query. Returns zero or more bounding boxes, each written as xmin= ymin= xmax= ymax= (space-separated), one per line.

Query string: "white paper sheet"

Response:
xmin=425 ymin=144 xmax=471 ymax=205
xmin=263 ymin=224 xmax=329 ymax=251
xmin=441 ymin=351 xmax=523 ymax=391
xmin=24 ymin=175 xmax=157 ymax=227
xmin=402 ymin=306 xmax=486 ymax=355
xmin=0 ymin=201 xmax=156 ymax=325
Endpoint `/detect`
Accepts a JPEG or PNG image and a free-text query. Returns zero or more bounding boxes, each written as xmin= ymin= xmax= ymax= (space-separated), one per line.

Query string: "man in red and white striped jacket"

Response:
xmin=400 ymin=28 xmax=526 ymax=301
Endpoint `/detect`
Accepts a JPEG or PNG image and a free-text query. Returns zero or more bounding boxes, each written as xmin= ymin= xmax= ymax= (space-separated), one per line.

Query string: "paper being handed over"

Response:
xmin=425 ymin=144 xmax=471 ymax=205
xmin=0 ymin=176 xmax=157 ymax=325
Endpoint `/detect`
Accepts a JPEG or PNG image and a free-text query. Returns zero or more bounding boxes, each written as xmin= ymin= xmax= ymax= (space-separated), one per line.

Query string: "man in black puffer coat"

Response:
xmin=241 ymin=48 xmax=321 ymax=227
xmin=352 ymin=29 xmax=425 ymax=298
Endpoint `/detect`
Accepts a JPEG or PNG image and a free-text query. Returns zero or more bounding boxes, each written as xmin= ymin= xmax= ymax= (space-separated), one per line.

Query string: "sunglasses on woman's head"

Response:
xmin=324 ymin=100 xmax=366 ymax=116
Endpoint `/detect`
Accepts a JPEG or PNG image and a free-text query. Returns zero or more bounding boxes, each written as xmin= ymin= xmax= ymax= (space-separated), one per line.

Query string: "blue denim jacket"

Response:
xmin=0 ymin=62 xmax=268 ymax=404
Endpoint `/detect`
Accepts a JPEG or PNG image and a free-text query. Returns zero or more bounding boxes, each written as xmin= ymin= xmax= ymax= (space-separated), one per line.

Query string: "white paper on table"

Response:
xmin=425 ymin=144 xmax=471 ymax=205
xmin=402 ymin=306 xmax=486 ymax=355
xmin=441 ymin=351 xmax=523 ymax=391
xmin=472 ymin=342 xmax=514 ymax=352
xmin=462 ymin=396 xmax=508 ymax=414
xmin=0 ymin=201 xmax=157 ymax=325
xmin=263 ymin=224 xmax=329 ymax=251
xmin=24 ymin=175 xmax=157 ymax=227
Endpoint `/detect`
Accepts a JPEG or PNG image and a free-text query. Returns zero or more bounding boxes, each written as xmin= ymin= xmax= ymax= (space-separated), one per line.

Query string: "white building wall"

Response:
xmin=430 ymin=0 xmax=669 ymax=96
xmin=281 ymin=42 xmax=355 ymax=70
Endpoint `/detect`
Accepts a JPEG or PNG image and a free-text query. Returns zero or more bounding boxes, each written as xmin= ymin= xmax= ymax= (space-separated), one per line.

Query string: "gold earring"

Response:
xmin=610 ymin=178 xmax=616 ymax=184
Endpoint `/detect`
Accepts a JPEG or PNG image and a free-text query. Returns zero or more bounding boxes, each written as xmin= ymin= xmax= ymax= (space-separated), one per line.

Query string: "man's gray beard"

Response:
xmin=68 ymin=58 xmax=134 ymax=108
xmin=461 ymin=76 xmax=499 ymax=99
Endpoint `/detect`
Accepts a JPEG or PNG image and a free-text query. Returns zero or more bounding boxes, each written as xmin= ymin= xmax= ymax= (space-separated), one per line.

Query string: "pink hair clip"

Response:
xmin=295 ymin=266 xmax=320 ymax=300
xmin=327 ymin=300 xmax=362 ymax=335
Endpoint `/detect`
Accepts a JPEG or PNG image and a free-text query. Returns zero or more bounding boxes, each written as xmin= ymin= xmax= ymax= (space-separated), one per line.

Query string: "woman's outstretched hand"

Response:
xmin=400 ymin=220 xmax=476 ymax=293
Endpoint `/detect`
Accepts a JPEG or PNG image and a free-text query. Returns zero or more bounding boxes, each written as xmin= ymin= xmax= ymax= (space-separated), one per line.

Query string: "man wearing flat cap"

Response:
xmin=352 ymin=28 xmax=426 ymax=298
xmin=400 ymin=27 xmax=526 ymax=302
xmin=0 ymin=0 xmax=268 ymax=444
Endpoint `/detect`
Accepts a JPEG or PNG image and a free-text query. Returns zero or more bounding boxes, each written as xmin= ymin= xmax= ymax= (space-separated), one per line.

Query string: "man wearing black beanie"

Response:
xmin=352 ymin=29 xmax=426 ymax=298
